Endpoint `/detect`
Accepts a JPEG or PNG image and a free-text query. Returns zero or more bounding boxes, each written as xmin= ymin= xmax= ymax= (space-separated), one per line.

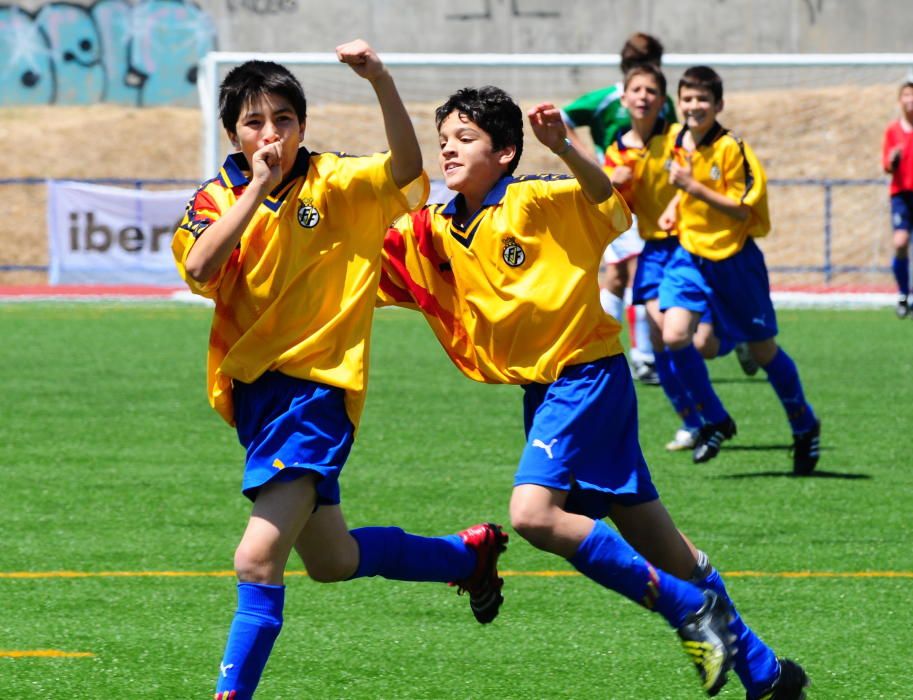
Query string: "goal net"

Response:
xmin=199 ymin=52 xmax=913 ymax=289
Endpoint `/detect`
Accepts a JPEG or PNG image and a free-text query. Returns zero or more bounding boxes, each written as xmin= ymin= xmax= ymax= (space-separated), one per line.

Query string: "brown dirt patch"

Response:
xmin=0 ymin=85 xmax=899 ymax=287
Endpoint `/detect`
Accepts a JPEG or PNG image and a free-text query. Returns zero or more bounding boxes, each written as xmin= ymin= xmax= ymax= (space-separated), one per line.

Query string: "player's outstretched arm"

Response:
xmin=528 ymin=102 xmax=613 ymax=204
xmin=337 ymin=39 xmax=422 ymax=188
xmin=184 ymin=140 xmax=284 ymax=282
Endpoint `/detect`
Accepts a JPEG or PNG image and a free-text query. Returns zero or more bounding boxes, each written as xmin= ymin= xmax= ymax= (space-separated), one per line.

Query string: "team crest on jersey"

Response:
xmin=663 ymin=158 xmax=673 ymax=171
xmin=502 ymin=236 xmax=526 ymax=267
xmin=709 ymin=164 xmax=722 ymax=181
xmin=297 ymin=199 xmax=320 ymax=228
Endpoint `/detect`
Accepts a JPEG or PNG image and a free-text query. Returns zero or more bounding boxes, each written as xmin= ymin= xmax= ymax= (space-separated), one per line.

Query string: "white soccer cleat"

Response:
xmin=666 ymin=428 xmax=698 ymax=452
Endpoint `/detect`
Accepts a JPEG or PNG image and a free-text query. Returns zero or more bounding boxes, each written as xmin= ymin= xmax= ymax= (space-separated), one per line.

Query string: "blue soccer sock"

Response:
xmin=893 ymin=255 xmax=910 ymax=296
xmin=215 ymin=582 xmax=285 ymax=700
xmin=569 ymin=520 xmax=706 ymax=628
xmin=350 ymin=527 xmax=475 ymax=582
xmin=667 ymin=345 xmax=729 ymax=424
xmin=654 ymin=350 xmax=703 ymax=430
xmin=762 ymin=348 xmax=817 ymax=434
xmin=695 ymin=567 xmax=781 ymax=699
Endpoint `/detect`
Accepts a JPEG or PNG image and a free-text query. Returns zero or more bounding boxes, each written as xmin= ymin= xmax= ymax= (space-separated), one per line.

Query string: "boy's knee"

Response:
xmin=509 ymin=504 xmax=555 ymax=550
xmin=749 ymin=338 xmax=778 ymax=367
xmin=694 ymin=333 xmax=719 ymax=359
xmin=234 ymin=542 xmax=280 ymax=584
xmin=662 ymin=328 xmax=691 ymax=349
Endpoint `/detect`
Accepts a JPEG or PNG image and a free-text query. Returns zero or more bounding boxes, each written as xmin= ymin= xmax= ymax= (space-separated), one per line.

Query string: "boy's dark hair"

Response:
xmin=620 ymin=32 xmax=664 ymax=74
xmin=678 ymin=65 xmax=724 ymax=102
xmin=219 ymin=60 xmax=307 ymax=133
xmin=435 ymin=86 xmax=524 ymax=175
xmin=623 ymin=63 xmax=667 ymax=97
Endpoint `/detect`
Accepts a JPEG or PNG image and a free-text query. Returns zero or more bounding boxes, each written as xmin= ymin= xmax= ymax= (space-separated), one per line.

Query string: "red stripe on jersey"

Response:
xmin=379 ymin=231 xmax=414 ymax=305
xmin=382 ymin=225 xmax=477 ymax=376
xmin=194 ymin=189 xmax=220 ymax=215
xmin=383 ymin=227 xmax=450 ymax=317
xmin=411 ymin=207 xmax=449 ymax=270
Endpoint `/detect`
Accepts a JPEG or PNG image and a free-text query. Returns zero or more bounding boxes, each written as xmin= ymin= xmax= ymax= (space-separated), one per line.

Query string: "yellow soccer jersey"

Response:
xmin=672 ymin=122 xmax=770 ymax=261
xmin=603 ymin=118 xmax=677 ymax=241
xmin=172 ymin=148 xmax=429 ymax=427
xmin=378 ymin=175 xmax=631 ymax=384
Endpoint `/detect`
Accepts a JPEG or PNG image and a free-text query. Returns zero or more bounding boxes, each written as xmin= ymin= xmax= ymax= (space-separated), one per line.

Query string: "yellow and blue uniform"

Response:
xmin=604 ymin=119 xmax=682 ymax=305
xmin=381 ymin=175 xmax=659 ymax=513
xmin=658 ymin=121 xmax=819 ymax=460
xmin=174 ymin=148 xmax=428 ymax=500
xmin=659 ymin=123 xmax=778 ymax=342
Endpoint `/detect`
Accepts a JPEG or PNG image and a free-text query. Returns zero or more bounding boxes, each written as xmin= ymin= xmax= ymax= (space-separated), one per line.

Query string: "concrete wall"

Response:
xmin=212 ymin=0 xmax=910 ymax=54
xmin=2 ymin=0 xmax=910 ymax=106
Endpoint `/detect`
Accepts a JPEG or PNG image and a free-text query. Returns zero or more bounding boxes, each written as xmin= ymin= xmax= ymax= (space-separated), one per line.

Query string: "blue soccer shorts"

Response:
xmin=891 ymin=191 xmax=913 ymax=232
xmin=514 ymin=354 xmax=659 ymax=520
xmin=632 ymin=237 xmax=679 ymax=305
xmin=233 ymin=371 xmax=354 ymax=503
xmin=658 ymin=238 xmax=778 ymax=343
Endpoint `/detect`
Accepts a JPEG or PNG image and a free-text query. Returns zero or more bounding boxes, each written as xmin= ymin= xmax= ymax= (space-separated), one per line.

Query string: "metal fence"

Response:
xmin=0 ymin=177 xmax=893 ymax=286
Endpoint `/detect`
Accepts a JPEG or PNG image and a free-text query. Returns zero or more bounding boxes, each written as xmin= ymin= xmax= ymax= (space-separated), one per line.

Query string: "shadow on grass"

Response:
xmin=706 ymin=377 xmax=764 ymax=385
xmin=720 ymin=470 xmax=872 ymax=480
xmin=703 ymin=444 xmax=872 ymax=479
xmin=725 ymin=443 xmax=793 ymax=452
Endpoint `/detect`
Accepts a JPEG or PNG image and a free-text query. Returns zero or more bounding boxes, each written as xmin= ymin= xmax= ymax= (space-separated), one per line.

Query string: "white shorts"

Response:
xmin=603 ymin=215 xmax=644 ymax=265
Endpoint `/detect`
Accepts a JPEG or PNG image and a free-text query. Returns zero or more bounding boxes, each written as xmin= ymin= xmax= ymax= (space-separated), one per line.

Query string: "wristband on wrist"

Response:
xmin=552 ymin=137 xmax=572 ymax=156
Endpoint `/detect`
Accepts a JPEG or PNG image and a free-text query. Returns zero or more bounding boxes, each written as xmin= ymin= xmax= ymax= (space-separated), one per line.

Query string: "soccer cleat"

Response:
xmin=896 ymin=295 xmax=909 ymax=319
xmin=633 ymin=360 xmax=661 ymax=386
xmin=734 ymin=342 xmax=760 ymax=376
xmin=449 ymin=522 xmax=508 ymax=624
xmin=791 ymin=421 xmax=821 ymax=475
xmin=751 ymin=658 xmax=810 ymax=700
xmin=677 ymin=590 xmax=737 ymax=697
xmin=666 ymin=427 xmax=698 ymax=452
xmin=692 ymin=417 xmax=738 ymax=464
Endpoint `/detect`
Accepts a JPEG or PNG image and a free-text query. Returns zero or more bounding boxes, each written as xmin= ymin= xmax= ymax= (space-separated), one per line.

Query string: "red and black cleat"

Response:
xmin=449 ymin=522 xmax=509 ymax=624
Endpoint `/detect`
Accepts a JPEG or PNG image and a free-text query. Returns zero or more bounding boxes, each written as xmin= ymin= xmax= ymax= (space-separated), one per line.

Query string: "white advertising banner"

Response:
xmin=47 ymin=180 xmax=194 ymax=285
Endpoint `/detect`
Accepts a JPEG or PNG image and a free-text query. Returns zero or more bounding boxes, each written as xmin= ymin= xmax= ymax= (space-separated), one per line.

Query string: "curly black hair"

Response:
xmin=435 ymin=86 xmax=524 ymax=175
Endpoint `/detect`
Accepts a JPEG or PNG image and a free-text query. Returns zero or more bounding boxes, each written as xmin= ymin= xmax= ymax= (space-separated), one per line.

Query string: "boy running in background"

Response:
xmin=381 ymin=85 xmax=809 ymax=698
xmin=603 ymin=63 xmax=708 ymax=452
xmin=882 ymin=74 xmax=913 ymax=318
xmin=562 ymin=32 xmax=677 ymax=385
xmin=173 ymin=44 xmax=507 ymax=700
xmin=659 ymin=66 xmax=821 ymax=474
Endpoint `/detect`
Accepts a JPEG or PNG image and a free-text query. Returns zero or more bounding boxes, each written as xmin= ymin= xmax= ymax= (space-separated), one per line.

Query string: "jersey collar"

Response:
xmin=616 ymin=117 xmax=668 ymax=151
xmin=674 ymin=121 xmax=725 ymax=149
xmin=441 ymin=174 xmax=513 ymax=219
xmin=219 ymin=147 xmax=311 ymax=192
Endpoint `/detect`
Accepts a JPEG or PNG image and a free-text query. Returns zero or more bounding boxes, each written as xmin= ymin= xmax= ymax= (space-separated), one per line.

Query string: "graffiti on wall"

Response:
xmin=0 ymin=0 xmax=216 ymax=106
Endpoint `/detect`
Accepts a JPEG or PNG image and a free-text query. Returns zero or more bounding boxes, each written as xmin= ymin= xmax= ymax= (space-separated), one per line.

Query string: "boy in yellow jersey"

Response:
xmin=380 ymin=85 xmax=808 ymax=698
xmin=562 ymin=32 xmax=677 ymax=386
xmin=173 ymin=44 xmax=509 ymax=700
xmin=604 ymin=63 xmax=706 ymax=452
xmin=659 ymin=66 xmax=821 ymax=475
xmin=605 ymin=64 xmax=751 ymax=454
